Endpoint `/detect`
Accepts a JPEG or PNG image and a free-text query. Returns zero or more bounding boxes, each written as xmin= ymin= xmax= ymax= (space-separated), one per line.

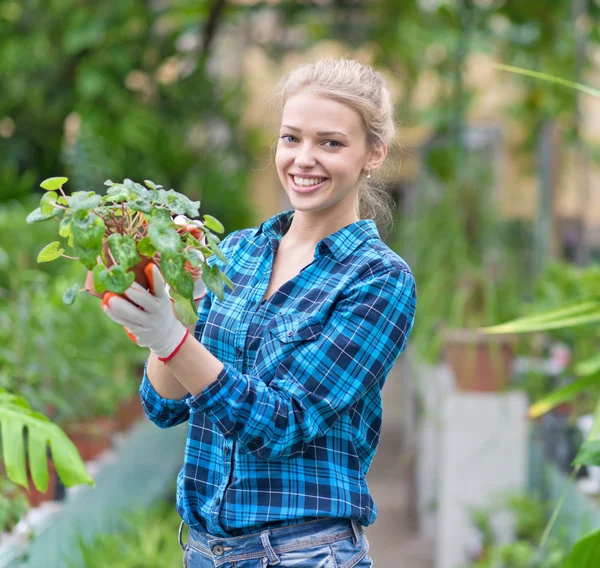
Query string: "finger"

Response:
xmin=124 ymin=328 xmax=138 ymax=342
xmin=123 ymin=282 xmax=160 ymax=313
xmin=103 ymin=294 xmax=152 ymax=330
xmin=146 ymin=263 xmax=167 ymax=300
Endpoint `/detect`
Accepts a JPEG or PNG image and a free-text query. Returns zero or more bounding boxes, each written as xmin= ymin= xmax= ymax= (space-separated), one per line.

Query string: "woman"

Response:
xmin=103 ymin=58 xmax=417 ymax=568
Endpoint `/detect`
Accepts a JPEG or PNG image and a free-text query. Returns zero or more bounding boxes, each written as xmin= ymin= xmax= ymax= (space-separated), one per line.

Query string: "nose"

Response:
xmin=294 ymin=142 xmax=317 ymax=169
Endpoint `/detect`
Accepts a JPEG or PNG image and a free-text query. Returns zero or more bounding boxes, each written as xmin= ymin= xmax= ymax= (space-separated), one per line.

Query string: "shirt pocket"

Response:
xmin=270 ymin=312 xmax=325 ymax=344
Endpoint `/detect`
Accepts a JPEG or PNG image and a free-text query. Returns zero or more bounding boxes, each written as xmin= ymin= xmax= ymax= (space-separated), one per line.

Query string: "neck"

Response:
xmin=281 ymin=208 xmax=360 ymax=251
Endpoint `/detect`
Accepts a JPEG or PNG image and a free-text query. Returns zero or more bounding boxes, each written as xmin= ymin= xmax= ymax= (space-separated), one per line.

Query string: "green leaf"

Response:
xmin=37 ymin=241 xmax=64 ymax=263
xmin=203 ymin=214 xmax=224 ymax=233
xmin=62 ymin=284 xmax=80 ymax=305
xmin=102 ymin=265 xmax=135 ymax=294
xmin=129 ymin=196 xmax=152 ymax=213
xmin=0 ymin=391 xmax=94 ymax=491
xmin=148 ymin=207 xmax=172 ymax=226
xmin=169 ymin=288 xmax=198 ymax=325
xmin=206 ymin=232 xmax=221 ymax=245
xmin=144 ymin=179 xmax=157 ymax=189
xmin=59 ymin=214 xmax=73 ymax=238
xmin=137 ymin=236 xmax=157 ymax=258
xmin=575 ymin=354 xmax=600 ymax=377
xmin=483 ymin=300 xmax=600 ymax=334
xmin=208 ymin=240 xmax=227 ymax=264
xmin=203 ymin=263 xmax=225 ymax=302
xmin=40 ymin=191 xmax=58 ymax=215
xmin=528 ymin=375 xmax=600 ymax=418
xmin=92 ymin=264 xmax=108 ymax=294
xmin=562 ymin=527 xmax=600 ymax=568
xmin=40 ymin=177 xmax=68 ymax=191
xmin=106 ymin=234 xmax=140 ymax=271
xmin=493 ymin=63 xmax=600 ymax=100
xmin=148 ymin=223 xmax=181 ymax=253
xmin=574 ymin=441 xmax=600 ymax=467
xmin=220 ymin=269 xmax=235 ymax=291
xmin=73 ymin=244 xmax=101 ymax=270
xmin=71 ymin=210 xmax=106 ymax=251
xmin=184 ymin=248 xmax=202 ymax=269
xmin=103 ymin=184 xmax=132 ymax=203
xmin=160 ymin=251 xmax=194 ymax=300
xmin=66 ymin=191 xmax=103 ymax=211
xmin=26 ymin=206 xmax=61 ymax=223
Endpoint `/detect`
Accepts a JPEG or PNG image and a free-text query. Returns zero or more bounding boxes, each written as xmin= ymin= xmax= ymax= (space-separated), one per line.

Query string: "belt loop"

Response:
xmin=178 ymin=520 xmax=186 ymax=551
xmin=350 ymin=520 xmax=362 ymax=547
xmin=260 ymin=530 xmax=281 ymax=565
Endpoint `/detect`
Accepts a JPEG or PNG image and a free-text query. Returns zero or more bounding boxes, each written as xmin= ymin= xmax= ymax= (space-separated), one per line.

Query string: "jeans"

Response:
xmin=179 ymin=517 xmax=372 ymax=567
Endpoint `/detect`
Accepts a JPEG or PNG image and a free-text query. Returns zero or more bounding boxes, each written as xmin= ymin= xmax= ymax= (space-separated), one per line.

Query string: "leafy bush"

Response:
xmin=70 ymin=499 xmax=182 ymax=568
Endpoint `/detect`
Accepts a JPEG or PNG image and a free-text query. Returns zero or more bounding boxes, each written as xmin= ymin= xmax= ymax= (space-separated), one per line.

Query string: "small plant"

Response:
xmin=0 ymin=476 xmax=29 ymax=534
xmin=27 ymin=177 xmax=233 ymax=324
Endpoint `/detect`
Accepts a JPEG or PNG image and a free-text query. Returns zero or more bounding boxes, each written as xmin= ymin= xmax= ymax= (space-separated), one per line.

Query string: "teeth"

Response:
xmin=293 ymin=176 xmax=326 ymax=187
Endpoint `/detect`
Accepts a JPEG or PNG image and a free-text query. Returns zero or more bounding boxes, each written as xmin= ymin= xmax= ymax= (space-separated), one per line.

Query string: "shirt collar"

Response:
xmin=257 ymin=210 xmax=380 ymax=263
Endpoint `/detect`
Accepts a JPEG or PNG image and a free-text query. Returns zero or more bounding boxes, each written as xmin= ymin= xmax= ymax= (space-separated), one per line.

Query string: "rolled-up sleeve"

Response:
xmin=187 ymin=267 xmax=417 ymax=460
xmin=139 ymin=362 xmax=190 ymax=428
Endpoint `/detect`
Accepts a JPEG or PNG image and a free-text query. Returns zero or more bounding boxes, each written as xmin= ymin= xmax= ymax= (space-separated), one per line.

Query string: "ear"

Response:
xmin=364 ymin=142 xmax=388 ymax=173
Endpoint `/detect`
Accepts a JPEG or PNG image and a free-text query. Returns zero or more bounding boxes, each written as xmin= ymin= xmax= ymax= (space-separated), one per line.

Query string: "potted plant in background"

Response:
xmin=27 ymin=177 xmax=233 ymax=325
xmin=400 ymin=138 xmax=528 ymax=391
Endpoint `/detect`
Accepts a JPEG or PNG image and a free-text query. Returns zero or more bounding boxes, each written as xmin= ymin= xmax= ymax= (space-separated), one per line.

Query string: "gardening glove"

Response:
xmin=101 ymin=263 xmax=189 ymax=362
xmin=172 ymin=214 xmax=207 ymax=302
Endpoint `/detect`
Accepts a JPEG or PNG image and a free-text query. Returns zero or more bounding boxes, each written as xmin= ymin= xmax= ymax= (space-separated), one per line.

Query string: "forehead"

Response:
xmin=280 ymin=91 xmax=365 ymax=137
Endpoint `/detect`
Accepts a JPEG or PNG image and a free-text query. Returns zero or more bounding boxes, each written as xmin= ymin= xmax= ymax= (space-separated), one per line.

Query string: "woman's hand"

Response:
xmin=102 ymin=263 xmax=189 ymax=362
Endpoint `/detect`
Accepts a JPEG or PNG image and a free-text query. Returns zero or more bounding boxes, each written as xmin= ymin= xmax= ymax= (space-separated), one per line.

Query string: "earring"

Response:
xmin=366 ymin=169 xmax=372 ymax=179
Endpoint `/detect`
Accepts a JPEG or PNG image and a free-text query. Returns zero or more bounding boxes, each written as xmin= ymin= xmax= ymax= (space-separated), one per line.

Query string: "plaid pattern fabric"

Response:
xmin=139 ymin=210 xmax=416 ymax=537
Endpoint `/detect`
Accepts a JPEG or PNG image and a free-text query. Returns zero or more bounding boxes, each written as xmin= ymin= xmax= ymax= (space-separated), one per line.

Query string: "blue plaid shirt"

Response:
xmin=139 ymin=210 xmax=416 ymax=537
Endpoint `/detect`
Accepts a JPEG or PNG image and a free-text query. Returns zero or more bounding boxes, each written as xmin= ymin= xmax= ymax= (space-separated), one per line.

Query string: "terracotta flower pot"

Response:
xmin=444 ymin=329 xmax=517 ymax=392
xmin=116 ymin=393 xmax=145 ymax=432
xmin=84 ymin=242 xmax=153 ymax=299
xmin=63 ymin=416 xmax=118 ymax=461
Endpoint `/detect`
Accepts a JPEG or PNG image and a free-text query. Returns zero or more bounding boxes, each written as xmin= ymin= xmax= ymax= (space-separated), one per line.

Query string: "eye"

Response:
xmin=323 ymin=140 xmax=343 ymax=148
xmin=279 ymin=135 xmax=297 ymax=143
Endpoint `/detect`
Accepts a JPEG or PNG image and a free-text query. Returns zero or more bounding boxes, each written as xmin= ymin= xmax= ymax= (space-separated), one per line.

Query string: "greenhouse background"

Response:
xmin=2 ymin=0 xmax=600 ymax=566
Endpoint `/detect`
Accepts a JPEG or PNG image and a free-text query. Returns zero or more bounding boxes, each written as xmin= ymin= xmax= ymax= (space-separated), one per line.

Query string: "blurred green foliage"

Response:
xmin=69 ymin=497 xmax=182 ymax=568
xmin=0 ymin=0 xmax=254 ymax=231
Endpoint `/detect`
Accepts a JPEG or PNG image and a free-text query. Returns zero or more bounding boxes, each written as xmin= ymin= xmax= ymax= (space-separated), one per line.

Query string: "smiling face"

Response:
xmin=275 ymin=90 xmax=377 ymax=224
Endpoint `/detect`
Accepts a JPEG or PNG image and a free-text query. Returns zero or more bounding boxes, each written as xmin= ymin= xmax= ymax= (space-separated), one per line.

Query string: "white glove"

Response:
xmin=102 ymin=264 xmax=189 ymax=362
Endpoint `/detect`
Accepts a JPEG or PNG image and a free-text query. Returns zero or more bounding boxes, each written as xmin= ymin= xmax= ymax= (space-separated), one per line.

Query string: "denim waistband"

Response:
xmin=180 ymin=517 xmax=363 ymax=566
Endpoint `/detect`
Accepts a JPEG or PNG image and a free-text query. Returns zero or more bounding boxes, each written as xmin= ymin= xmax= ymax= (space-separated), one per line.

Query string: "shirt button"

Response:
xmin=287 ymin=331 xmax=294 ymax=337
xmin=236 ymin=347 xmax=243 ymax=356
xmin=212 ymin=544 xmax=224 ymax=556
xmin=224 ymin=446 xmax=230 ymax=455
xmin=216 ymin=497 xmax=221 ymax=506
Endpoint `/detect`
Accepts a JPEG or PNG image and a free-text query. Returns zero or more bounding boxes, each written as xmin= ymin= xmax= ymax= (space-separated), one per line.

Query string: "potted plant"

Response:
xmin=400 ymin=140 xmax=526 ymax=391
xmin=26 ymin=177 xmax=233 ymax=325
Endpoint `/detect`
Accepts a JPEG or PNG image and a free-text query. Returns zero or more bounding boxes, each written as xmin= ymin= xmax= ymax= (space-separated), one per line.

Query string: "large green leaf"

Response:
xmin=66 ymin=191 xmax=103 ymax=211
xmin=160 ymin=251 xmax=193 ymax=300
xmin=203 ymin=264 xmax=225 ymax=302
xmin=573 ymin=441 xmax=600 ymax=467
xmin=40 ymin=191 xmax=58 ymax=215
xmin=563 ymin=528 xmax=600 ymax=568
xmin=71 ymin=210 xmax=106 ymax=250
xmin=106 ymin=233 xmax=140 ymax=271
xmin=169 ymin=288 xmax=199 ymax=325
xmin=0 ymin=390 xmax=94 ymax=491
xmin=528 ymin=375 xmax=600 ymax=418
xmin=101 ymin=265 xmax=135 ymax=294
xmin=148 ymin=223 xmax=181 ymax=253
xmin=483 ymin=300 xmax=600 ymax=334
xmin=494 ymin=63 xmax=600 ymax=100
xmin=202 ymin=214 xmax=224 ymax=234
xmin=26 ymin=206 xmax=62 ymax=224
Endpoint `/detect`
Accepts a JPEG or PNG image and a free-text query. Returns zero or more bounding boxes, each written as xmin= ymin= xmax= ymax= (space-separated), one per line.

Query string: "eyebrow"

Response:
xmin=280 ymin=125 xmax=348 ymax=138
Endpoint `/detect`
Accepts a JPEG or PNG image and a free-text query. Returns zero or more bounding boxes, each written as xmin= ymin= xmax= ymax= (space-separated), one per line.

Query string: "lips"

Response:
xmin=288 ymin=174 xmax=329 ymax=194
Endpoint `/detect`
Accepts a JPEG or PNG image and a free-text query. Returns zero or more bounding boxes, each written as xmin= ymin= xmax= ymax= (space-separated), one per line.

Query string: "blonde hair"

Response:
xmin=277 ymin=58 xmax=398 ymax=235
